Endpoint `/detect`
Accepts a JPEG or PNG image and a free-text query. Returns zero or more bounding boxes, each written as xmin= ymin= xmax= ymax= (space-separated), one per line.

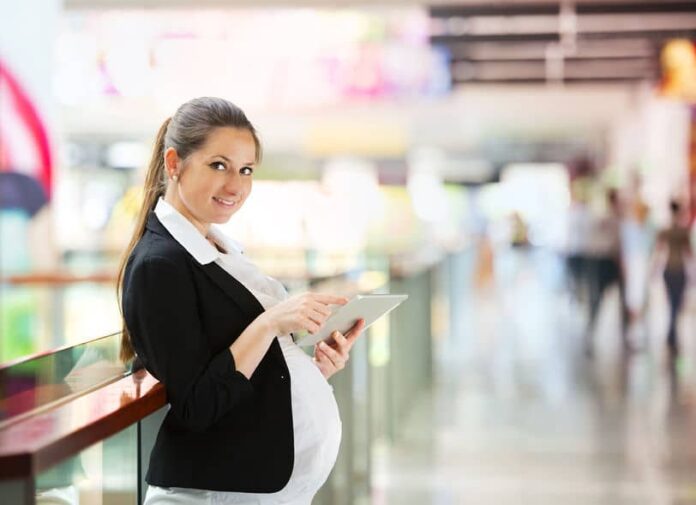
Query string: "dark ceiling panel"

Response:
xmin=444 ymin=39 xmax=657 ymax=61
xmin=428 ymin=1 xmax=693 ymax=84
xmin=432 ymin=33 xmax=560 ymax=44
xmin=430 ymin=1 xmax=696 ymax=18
xmin=450 ymin=77 xmax=654 ymax=84
xmin=451 ymin=55 xmax=656 ymax=63
xmin=580 ymin=29 xmax=696 ymax=40
xmin=432 ymin=29 xmax=695 ymax=45
xmin=576 ymin=1 xmax=696 ymax=15
xmin=430 ymin=4 xmax=559 ymax=17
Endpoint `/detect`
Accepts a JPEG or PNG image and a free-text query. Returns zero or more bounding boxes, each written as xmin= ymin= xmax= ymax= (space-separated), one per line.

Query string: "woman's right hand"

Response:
xmin=259 ymin=293 xmax=348 ymax=337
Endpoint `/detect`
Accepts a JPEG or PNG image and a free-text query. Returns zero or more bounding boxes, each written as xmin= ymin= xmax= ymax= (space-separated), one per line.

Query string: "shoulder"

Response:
xmin=132 ymin=229 xmax=190 ymax=265
xmin=124 ymin=230 xmax=196 ymax=291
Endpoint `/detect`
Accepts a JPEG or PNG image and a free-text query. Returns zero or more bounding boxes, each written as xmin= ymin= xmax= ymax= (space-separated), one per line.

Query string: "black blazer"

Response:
xmin=122 ymin=212 xmax=294 ymax=492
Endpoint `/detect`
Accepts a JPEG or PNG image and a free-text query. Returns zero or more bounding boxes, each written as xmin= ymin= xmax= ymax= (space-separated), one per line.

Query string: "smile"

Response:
xmin=213 ymin=197 xmax=237 ymax=208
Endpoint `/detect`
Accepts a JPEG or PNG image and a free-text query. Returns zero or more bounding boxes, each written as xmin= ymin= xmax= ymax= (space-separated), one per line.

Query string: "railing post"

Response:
xmin=0 ymin=478 xmax=34 ymax=505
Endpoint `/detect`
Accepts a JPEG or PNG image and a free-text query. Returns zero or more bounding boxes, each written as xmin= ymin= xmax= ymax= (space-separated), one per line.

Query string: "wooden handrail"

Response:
xmin=0 ymin=370 xmax=165 ymax=480
xmin=1 ymin=272 xmax=116 ymax=286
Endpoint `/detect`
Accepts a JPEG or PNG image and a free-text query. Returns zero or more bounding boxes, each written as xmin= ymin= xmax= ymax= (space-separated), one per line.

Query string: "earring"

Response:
xmin=172 ymin=174 xmax=179 ymax=182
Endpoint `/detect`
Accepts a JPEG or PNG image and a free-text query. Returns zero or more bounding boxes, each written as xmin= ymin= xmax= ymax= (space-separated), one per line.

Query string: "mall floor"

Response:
xmin=370 ymin=247 xmax=696 ymax=505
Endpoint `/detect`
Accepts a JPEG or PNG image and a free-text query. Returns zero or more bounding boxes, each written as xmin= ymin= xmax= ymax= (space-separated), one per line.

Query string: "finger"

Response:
xmin=329 ymin=331 xmax=352 ymax=357
xmin=319 ymin=341 xmax=346 ymax=368
xmin=316 ymin=348 xmax=340 ymax=374
xmin=314 ymin=347 xmax=337 ymax=376
xmin=313 ymin=344 xmax=324 ymax=362
xmin=302 ymin=317 xmax=322 ymax=335
xmin=299 ymin=296 xmax=332 ymax=317
xmin=345 ymin=319 xmax=366 ymax=342
xmin=309 ymin=303 xmax=333 ymax=319
xmin=314 ymin=345 xmax=334 ymax=367
xmin=306 ymin=307 xmax=331 ymax=327
xmin=313 ymin=294 xmax=349 ymax=306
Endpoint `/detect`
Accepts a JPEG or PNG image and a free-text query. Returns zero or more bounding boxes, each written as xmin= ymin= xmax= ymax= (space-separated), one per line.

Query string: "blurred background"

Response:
xmin=2 ymin=0 xmax=696 ymax=503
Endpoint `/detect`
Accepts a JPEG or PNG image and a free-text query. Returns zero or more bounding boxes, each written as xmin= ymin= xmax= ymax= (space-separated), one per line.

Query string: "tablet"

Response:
xmin=294 ymin=294 xmax=408 ymax=347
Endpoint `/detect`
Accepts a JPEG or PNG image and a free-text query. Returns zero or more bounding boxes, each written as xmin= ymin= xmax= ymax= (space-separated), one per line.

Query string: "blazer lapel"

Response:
xmin=198 ymin=261 xmax=265 ymax=320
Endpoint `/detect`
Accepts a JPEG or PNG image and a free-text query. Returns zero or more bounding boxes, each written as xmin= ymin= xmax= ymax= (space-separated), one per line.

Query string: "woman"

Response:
xmin=655 ymin=200 xmax=692 ymax=356
xmin=584 ymin=189 xmax=628 ymax=355
xmin=118 ymin=97 xmax=365 ymax=504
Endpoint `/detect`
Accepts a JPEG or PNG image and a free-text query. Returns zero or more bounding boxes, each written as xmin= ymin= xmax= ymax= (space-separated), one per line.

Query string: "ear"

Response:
xmin=164 ymin=147 xmax=181 ymax=179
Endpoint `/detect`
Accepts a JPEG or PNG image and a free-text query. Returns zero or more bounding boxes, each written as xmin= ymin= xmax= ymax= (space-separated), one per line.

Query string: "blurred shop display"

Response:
xmin=0 ymin=57 xmax=121 ymax=362
xmin=55 ymin=9 xmax=449 ymax=111
xmin=659 ymin=40 xmax=696 ymax=222
xmin=660 ymin=39 xmax=696 ymax=102
xmin=0 ymin=59 xmax=58 ymax=362
xmin=0 ymin=59 xmax=55 ymax=273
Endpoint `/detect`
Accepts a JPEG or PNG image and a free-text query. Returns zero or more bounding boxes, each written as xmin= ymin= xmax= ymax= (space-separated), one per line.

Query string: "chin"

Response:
xmin=212 ymin=209 xmax=239 ymax=224
xmin=211 ymin=214 xmax=234 ymax=224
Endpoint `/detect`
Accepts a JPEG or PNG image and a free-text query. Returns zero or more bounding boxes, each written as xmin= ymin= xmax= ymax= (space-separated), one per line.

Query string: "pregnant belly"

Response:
xmin=283 ymin=347 xmax=342 ymax=488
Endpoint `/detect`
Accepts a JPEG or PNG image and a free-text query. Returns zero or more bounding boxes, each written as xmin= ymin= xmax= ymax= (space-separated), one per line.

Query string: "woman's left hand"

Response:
xmin=313 ymin=319 xmax=365 ymax=380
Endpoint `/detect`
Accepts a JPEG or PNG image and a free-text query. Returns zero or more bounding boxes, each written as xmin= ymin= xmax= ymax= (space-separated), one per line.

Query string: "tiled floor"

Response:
xmin=372 ymin=248 xmax=696 ymax=504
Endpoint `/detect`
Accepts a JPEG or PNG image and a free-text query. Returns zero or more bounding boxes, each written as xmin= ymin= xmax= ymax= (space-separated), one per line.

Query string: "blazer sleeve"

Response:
xmin=124 ymin=254 xmax=253 ymax=432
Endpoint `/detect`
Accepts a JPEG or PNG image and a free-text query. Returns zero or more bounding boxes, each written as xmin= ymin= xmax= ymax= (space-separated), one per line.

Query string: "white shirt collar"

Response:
xmin=154 ymin=198 xmax=243 ymax=264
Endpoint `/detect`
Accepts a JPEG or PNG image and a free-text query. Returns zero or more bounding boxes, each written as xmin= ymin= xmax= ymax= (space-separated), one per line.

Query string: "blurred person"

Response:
xmin=653 ymin=200 xmax=693 ymax=357
xmin=510 ymin=211 xmax=530 ymax=248
xmin=118 ymin=97 xmax=365 ymax=504
xmin=565 ymin=181 xmax=592 ymax=303
xmin=474 ymin=231 xmax=495 ymax=291
xmin=621 ymin=176 xmax=655 ymax=346
xmin=585 ymin=189 xmax=629 ymax=355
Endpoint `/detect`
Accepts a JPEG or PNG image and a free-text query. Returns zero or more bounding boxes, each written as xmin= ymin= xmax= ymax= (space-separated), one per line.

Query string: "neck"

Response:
xmin=163 ymin=192 xmax=210 ymax=237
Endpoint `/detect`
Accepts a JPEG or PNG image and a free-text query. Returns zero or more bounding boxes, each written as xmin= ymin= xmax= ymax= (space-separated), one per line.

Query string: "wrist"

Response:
xmin=255 ymin=313 xmax=277 ymax=338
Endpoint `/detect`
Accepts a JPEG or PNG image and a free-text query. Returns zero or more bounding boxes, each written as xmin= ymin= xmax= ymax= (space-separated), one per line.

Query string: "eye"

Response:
xmin=209 ymin=161 xmax=226 ymax=171
xmin=240 ymin=166 xmax=254 ymax=176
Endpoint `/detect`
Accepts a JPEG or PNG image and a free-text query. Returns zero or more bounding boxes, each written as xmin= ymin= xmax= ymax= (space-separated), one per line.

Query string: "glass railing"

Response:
xmin=35 ymin=422 xmax=138 ymax=505
xmin=0 ymin=355 xmax=164 ymax=504
xmin=0 ymin=273 xmax=120 ymax=364
xmin=0 ymin=332 xmax=126 ymax=428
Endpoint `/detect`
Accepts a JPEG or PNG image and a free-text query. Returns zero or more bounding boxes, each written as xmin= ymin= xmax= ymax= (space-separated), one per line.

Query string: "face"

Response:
xmin=164 ymin=127 xmax=257 ymax=235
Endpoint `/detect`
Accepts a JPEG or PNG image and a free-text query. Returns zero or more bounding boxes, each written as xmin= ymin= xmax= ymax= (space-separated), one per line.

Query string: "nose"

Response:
xmin=222 ymin=170 xmax=243 ymax=196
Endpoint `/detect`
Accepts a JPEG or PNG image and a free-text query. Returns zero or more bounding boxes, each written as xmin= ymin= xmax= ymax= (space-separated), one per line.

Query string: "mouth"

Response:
xmin=213 ymin=196 xmax=238 ymax=208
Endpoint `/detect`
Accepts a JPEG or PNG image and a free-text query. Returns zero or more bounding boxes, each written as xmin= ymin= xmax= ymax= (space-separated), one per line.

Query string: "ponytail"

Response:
xmin=118 ymin=118 xmax=171 ymax=363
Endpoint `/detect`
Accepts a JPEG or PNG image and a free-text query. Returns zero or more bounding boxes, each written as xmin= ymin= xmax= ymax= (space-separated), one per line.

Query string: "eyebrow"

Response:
xmin=212 ymin=155 xmax=256 ymax=166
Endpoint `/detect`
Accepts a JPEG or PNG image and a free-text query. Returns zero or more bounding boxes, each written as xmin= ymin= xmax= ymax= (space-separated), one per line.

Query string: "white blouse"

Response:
xmin=146 ymin=198 xmax=342 ymax=505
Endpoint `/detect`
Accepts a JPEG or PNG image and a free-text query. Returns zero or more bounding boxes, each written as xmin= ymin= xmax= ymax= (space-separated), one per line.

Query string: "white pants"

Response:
xmin=35 ymin=486 xmax=79 ymax=505
xmin=144 ymin=485 xmax=313 ymax=505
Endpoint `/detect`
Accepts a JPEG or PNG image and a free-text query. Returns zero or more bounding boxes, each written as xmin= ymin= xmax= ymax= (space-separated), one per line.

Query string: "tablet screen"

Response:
xmin=295 ymin=294 xmax=408 ymax=347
